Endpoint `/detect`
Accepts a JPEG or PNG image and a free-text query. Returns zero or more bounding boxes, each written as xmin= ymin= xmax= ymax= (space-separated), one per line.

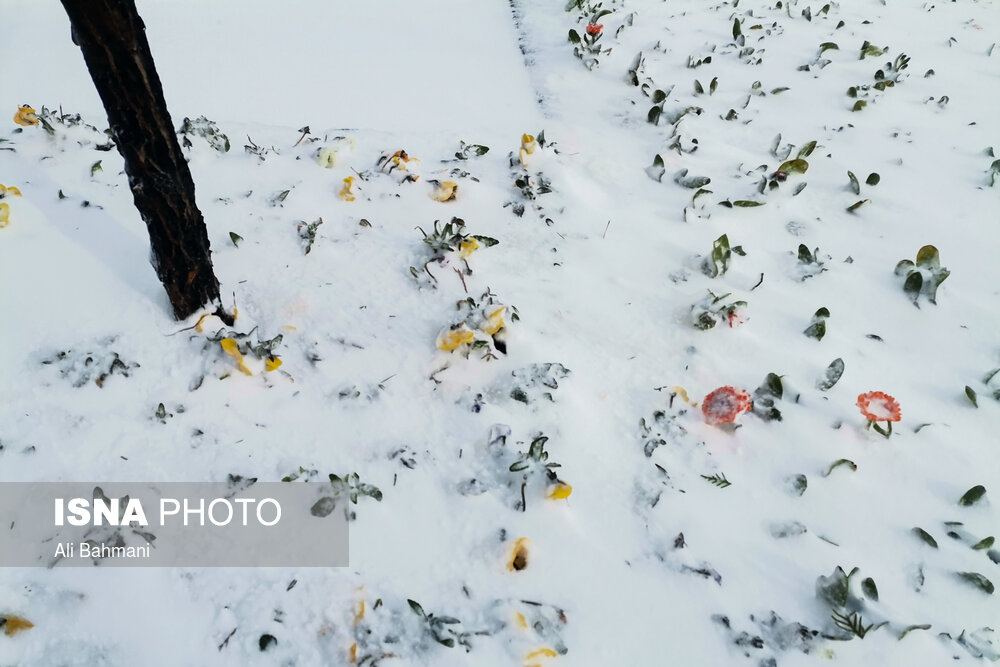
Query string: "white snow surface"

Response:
xmin=1 ymin=0 xmax=1000 ymax=665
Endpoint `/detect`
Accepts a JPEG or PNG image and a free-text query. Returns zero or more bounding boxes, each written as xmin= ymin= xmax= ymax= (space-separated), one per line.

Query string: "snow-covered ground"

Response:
xmin=2 ymin=0 xmax=999 ymax=664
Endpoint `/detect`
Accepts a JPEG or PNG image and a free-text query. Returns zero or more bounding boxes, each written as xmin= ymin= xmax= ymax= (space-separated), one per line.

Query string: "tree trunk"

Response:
xmin=61 ymin=0 xmax=224 ymax=321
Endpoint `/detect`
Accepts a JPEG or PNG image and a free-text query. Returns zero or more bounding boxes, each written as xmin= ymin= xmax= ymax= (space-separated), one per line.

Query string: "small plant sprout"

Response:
xmin=568 ymin=18 xmax=608 ymax=70
xmin=701 ymin=386 xmax=752 ymax=426
xmin=895 ymin=245 xmax=950 ymax=306
xmin=701 ymin=234 xmax=745 ymax=278
xmin=857 ymin=391 xmax=901 ymax=438
xmin=377 ymin=149 xmax=420 ymax=182
xmin=690 ymin=291 xmax=748 ymax=330
xmin=509 ymin=436 xmax=571 ymax=504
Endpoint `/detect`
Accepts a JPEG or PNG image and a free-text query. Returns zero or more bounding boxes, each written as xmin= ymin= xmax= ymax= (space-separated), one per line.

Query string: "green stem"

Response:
xmin=871 ymin=421 xmax=891 ymax=438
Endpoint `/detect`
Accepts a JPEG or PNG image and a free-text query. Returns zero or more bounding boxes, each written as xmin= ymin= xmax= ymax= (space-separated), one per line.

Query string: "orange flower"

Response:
xmin=701 ymin=386 xmax=751 ymax=425
xmin=585 ymin=23 xmax=603 ymax=35
xmin=856 ymin=391 xmax=901 ymax=422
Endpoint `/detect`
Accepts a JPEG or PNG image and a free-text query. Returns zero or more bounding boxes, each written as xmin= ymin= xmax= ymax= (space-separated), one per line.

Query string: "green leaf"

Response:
xmin=762 ymin=373 xmax=783 ymax=399
xmin=778 ymin=159 xmax=809 ymax=174
xmin=568 ymin=29 xmax=581 ymax=44
xmin=819 ymin=42 xmax=839 ymax=54
xmin=866 ymin=173 xmax=880 ymax=186
xmin=229 ymin=232 xmax=243 ymax=247
xmin=959 ymin=485 xmax=986 ymax=506
xmin=814 ymin=307 xmax=831 ymax=319
xmin=816 ymin=565 xmax=857 ymax=607
xmin=804 ymin=321 xmax=826 ymax=341
xmin=956 ymin=572 xmax=994 ymax=594
xmin=710 ymin=77 xmax=718 ymax=94
xmin=847 ymin=199 xmax=870 ymax=212
xmin=894 ymin=259 xmax=915 ymax=276
xmin=847 ymin=171 xmax=860 ymax=195
xmin=652 ymin=89 xmax=667 ymax=104
xmin=862 ymin=577 xmax=879 ymax=601
xmin=899 ymin=624 xmax=932 ymax=640
xmin=798 ymin=141 xmax=817 ymax=158
xmin=407 ymin=599 xmax=427 ymax=617
xmin=733 ymin=18 xmax=742 ymax=40
xmin=817 ymin=358 xmax=845 ymax=391
xmin=825 ymin=459 xmax=857 ymax=476
xmin=860 ymin=41 xmax=885 ymax=59
xmin=770 ymin=87 xmax=790 ymax=94
xmin=966 ymin=386 xmax=978 ymax=407
xmin=90 ymin=160 xmax=102 ymax=176
xmin=913 ymin=527 xmax=939 ymax=548
xmin=694 ymin=80 xmax=704 ymax=95
xmin=852 ymin=100 xmax=867 ymax=112
xmin=471 ymin=235 xmax=499 ymax=248
xmin=915 ymin=245 xmax=940 ymax=269
xmin=647 ymin=106 xmax=662 ymax=124
xmin=732 ymin=200 xmax=764 ymax=207
xmin=903 ymin=271 xmax=923 ymax=303
xmin=973 ymin=536 xmax=994 ymax=550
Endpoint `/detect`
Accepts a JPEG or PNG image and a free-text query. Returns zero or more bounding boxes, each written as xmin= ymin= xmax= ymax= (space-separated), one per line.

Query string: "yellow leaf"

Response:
xmin=13 ymin=105 xmax=39 ymax=127
xmin=3 ymin=615 xmax=34 ymax=636
xmin=265 ymin=356 xmax=283 ymax=372
xmin=348 ymin=642 xmax=358 ymax=663
xmin=514 ymin=612 xmax=528 ymax=630
xmin=339 ymin=177 xmax=356 ymax=202
xmin=220 ymin=338 xmax=253 ymax=375
xmin=436 ymin=327 xmax=475 ymax=351
xmin=281 ymin=325 xmax=298 ymax=332
xmin=481 ymin=306 xmax=505 ymax=336
xmin=431 ymin=180 xmax=457 ymax=202
xmin=0 ymin=202 xmax=9 ymax=228
xmin=508 ymin=537 xmax=530 ymax=571
xmin=546 ymin=483 xmax=573 ymax=499
xmin=0 ymin=184 xmax=22 ymax=197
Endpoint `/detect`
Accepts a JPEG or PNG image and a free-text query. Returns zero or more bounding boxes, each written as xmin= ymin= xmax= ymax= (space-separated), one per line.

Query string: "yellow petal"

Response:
xmin=514 ymin=612 xmax=529 ymax=630
xmin=220 ymin=338 xmax=253 ymax=375
xmin=431 ymin=181 xmax=457 ymax=202
xmin=3 ymin=615 xmax=34 ymax=636
xmin=458 ymin=238 xmax=479 ymax=258
xmin=481 ymin=306 xmax=506 ymax=336
xmin=546 ymin=483 xmax=573 ymax=499
xmin=0 ymin=202 xmax=10 ymax=228
xmin=524 ymin=647 xmax=558 ymax=661
xmin=348 ymin=642 xmax=358 ymax=663
xmin=508 ymin=537 xmax=530 ymax=571
xmin=436 ymin=327 xmax=475 ymax=351
xmin=339 ymin=177 xmax=356 ymax=202
xmin=670 ymin=386 xmax=691 ymax=403
xmin=521 ymin=133 xmax=536 ymax=154
xmin=14 ymin=105 xmax=39 ymax=127
xmin=265 ymin=356 xmax=283 ymax=372
xmin=282 ymin=325 xmax=298 ymax=332
xmin=0 ymin=184 xmax=22 ymax=197
xmin=353 ymin=599 xmax=366 ymax=625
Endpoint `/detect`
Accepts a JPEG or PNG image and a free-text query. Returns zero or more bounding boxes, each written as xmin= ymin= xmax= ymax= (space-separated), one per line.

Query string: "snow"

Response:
xmin=2 ymin=0 xmax=1000 ymax=665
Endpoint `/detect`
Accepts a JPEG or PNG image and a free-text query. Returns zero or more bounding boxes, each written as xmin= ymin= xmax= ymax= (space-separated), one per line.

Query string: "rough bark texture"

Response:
xmin=61 ymin=0 xmax=221 ymax=320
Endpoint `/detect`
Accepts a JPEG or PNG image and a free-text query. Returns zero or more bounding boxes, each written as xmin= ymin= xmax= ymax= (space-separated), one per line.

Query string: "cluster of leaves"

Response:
xmin=803 ymin=307 xmax=830 ymax=341
xmin=638 ymin=400 xmax=691 ymax=458
xmin=41 ymin=338 xmax=138 ymax=388
xmin=795 ymin=244 xmax=827 ymax=281
xmin=296 ymin=218 xmax=323 ymax=255
xmin=281 ymin=467 xmax=383 ymax=521
xmin=689 ymin=290 xmax=747 ymax=330
xmin=815 ymin=566 xmax=886 ymax=640
xmin=848 ymin=51 xmax=910 ymax=112
xmin=894 ymin=245 xmax=949 ymax=306
xmin=504 ymin=133 xmax=557 ymax=222
xmin=453 ymin=288 xmax=519 ymax=358
xmin=701 ymin=234 xmax=745 ymax=277
xmin=410 ymin=217 xmax=498 ymax=284
xmin=178 ymin=116 xmax=230 ymax=153
xmin=751 ymin=372 xmax=785 ymax=422
xmin=508 ymin=363 xmax=571 ymax=405
xmin=30 ymin=106 xmax=115 ymax=151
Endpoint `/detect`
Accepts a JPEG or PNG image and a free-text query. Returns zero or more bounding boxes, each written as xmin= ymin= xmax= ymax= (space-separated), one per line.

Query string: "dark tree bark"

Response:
xmin=61 ymin=0 xmax=227 ymax=322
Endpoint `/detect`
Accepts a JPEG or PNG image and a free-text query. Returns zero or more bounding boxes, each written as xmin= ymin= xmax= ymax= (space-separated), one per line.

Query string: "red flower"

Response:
xmin=856 ymin=391 xmax=901 ymax=422
xmin=701 ymin=386 xmax=752 ymax=425
xmin=586 ymin=23 xmax=603 ymax=35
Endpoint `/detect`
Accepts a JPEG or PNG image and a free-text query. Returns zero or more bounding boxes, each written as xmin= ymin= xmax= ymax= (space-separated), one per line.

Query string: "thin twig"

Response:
xmin=603 ymin=220 xmax=611 ymax=239
xmin=454 ymin=268 xmax=469 ymax=293
xmin=750 ymin=273 xmax=764 ymax=291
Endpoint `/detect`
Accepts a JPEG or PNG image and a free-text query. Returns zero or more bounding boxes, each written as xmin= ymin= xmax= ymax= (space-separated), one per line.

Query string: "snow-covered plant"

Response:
xmin=689 ymin=290 xmax=747 ymax=330
xmin=751 ymin=373 xmax=784 ymax=422
xmin=701 ymin=234 xmax=745 ymax=277
xmin=41 ymin=338 xmax=138 ymax=388
xmin=795 ymin=244 xmax=827 ymax=280
xmin=411 ymin=217 xmax=498 ymax=282
xmin=200 ymin=327 xmax=284 ymax=377
xmin=450 ymin=140 xmax=489 ymax=161
xmin=436 ymin=288 xmax=518 ymax=358
xmin=803 ymin=307 xmax=830 ymax=341
xmin=894 ymin=245 xmax=949 ymax=306
xmin=296 ymin=217 xmax=323 ymax=255
xmin=377 ymin=149 xmax=420 ymax=183
xmin=178 ymin=116 xmax=230 ymax=153
xmin=281 ymin=467 xmax=382 ymax=521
